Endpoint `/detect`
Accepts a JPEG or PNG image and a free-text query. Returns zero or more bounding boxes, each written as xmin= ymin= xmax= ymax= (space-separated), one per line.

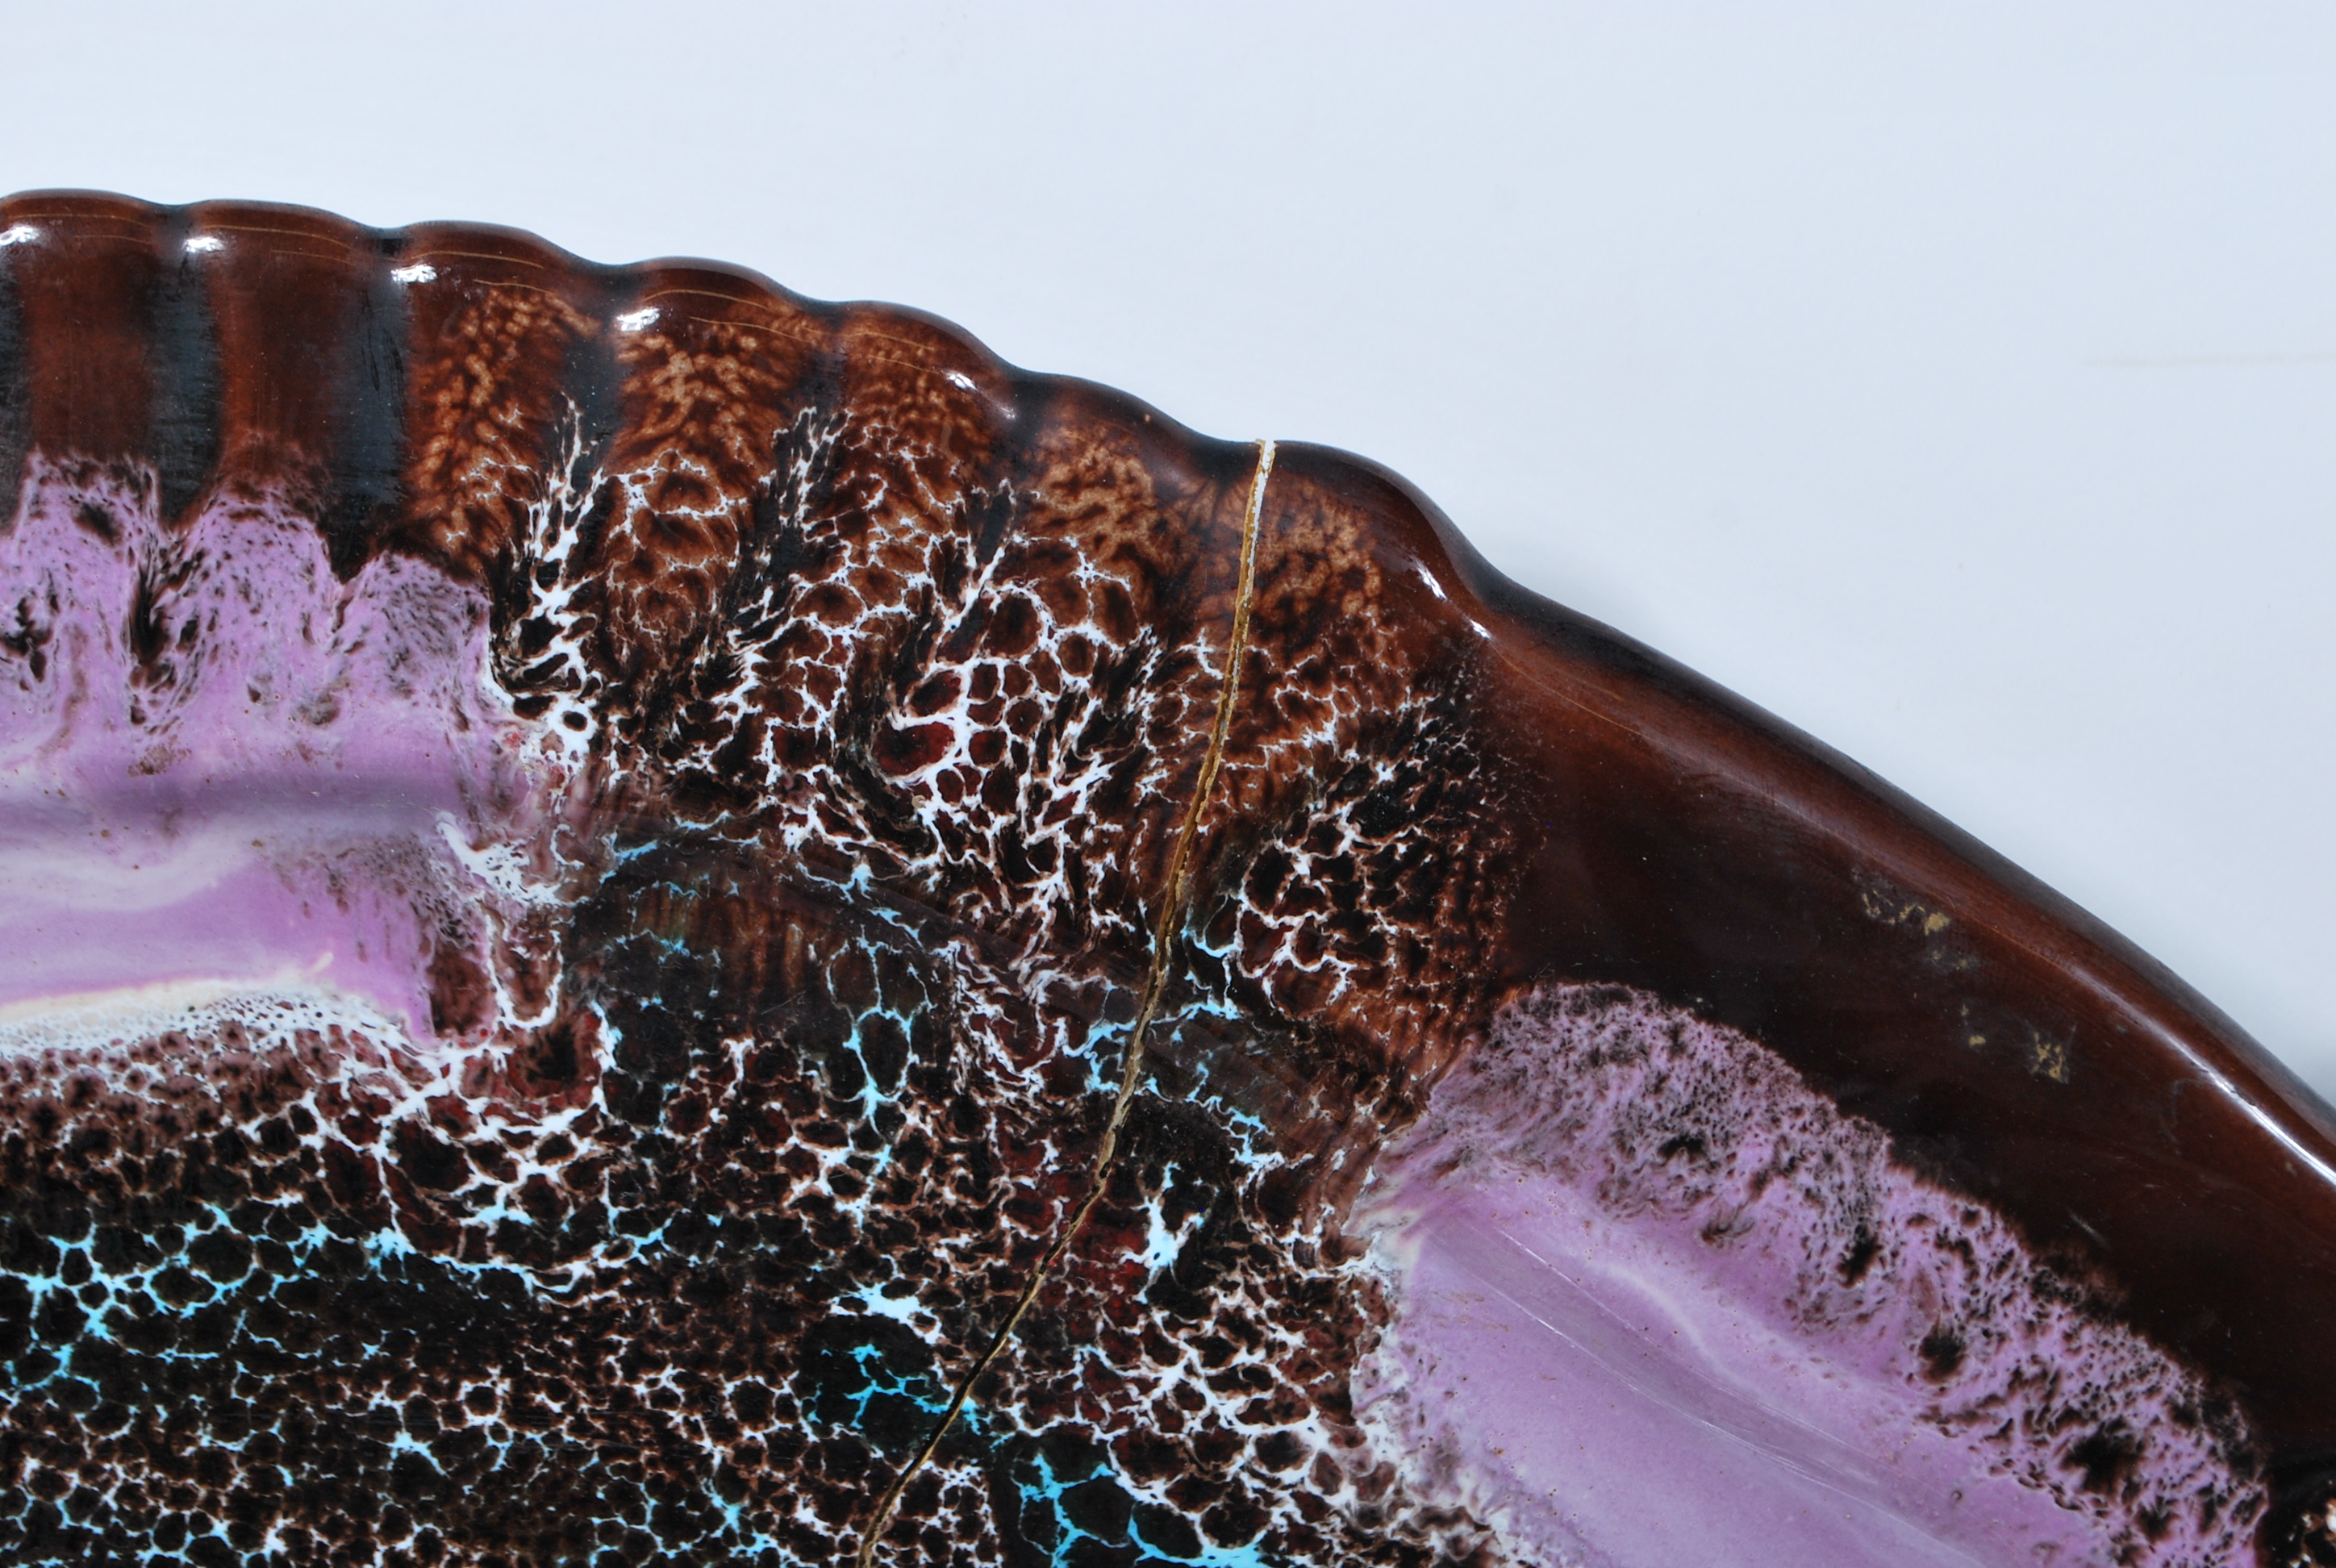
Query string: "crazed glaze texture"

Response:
xmin=2 ymin=194 xmax=2335 ymax=1567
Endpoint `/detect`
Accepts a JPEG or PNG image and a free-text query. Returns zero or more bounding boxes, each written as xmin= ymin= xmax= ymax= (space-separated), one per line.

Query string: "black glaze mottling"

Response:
xmin=146 ymin=211 xmax=224 ymax=530
xmin=0 ymin=241 xmax=31 ymax=536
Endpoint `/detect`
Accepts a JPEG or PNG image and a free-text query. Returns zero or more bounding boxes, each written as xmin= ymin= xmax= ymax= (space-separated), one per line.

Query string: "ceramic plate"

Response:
xmin=0 ymin=194 xmax=2328 ymax=1568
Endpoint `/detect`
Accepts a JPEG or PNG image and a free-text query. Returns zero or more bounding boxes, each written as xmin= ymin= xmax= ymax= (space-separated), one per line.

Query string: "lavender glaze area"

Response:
xmin=1353 ymin=985 xmax=2262 ymax=1567
xmin=0 ymin=463 xmax=578 ymax=1066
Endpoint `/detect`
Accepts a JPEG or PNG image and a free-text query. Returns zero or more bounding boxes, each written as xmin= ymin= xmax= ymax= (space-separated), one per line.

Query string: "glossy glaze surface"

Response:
xmin=0 ymin=193 xmax=2329 ymax=1567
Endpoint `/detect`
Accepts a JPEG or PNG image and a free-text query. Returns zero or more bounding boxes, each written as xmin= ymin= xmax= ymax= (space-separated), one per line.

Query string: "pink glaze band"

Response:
xmin=1354 ymin=984 xmax=2257 ymax=1567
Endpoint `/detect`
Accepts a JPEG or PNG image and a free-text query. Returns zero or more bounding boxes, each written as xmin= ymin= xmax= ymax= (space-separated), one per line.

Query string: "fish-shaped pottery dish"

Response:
xmin=0 ymin=193 xmax=2329 ymax=1568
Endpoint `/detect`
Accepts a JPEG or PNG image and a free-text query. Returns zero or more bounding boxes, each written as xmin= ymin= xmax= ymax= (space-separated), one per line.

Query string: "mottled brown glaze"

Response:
xmin=0 ymin=192 xmax=2329 ymax=1567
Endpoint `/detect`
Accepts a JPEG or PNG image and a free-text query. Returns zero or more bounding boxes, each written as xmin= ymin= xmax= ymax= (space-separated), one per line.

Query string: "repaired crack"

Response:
xmin=854 ymin=438 xmax=1276 ymax=1566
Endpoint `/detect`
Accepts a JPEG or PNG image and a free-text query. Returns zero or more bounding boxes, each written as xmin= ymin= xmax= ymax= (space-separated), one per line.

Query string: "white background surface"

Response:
xmin=4 ymin=4 xmax=2330 ymax=1090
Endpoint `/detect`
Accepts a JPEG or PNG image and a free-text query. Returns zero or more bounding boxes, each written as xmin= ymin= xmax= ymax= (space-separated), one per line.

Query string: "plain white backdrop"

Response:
xmin=3 ymin=4 xmax=2330 ymax=1089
